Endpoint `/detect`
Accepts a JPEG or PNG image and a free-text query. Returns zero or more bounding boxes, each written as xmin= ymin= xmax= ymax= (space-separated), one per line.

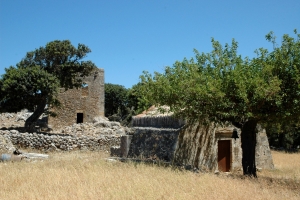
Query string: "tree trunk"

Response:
xmin=241 ymin=120 xmax=258 ymax=177
xmin=25 ymin=99 xmax=47 ymax=132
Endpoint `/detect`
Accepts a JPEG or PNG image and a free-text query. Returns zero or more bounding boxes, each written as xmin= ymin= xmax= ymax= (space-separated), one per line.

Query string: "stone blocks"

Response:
xmin=48 ymin=68 xmax=105 ymax=130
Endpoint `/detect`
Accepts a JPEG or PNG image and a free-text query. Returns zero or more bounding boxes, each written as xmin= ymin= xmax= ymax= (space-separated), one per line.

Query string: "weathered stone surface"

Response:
xmin=174 ymin=123 xmax=217 ymax=171
xmin=120 ymin=135 xmax=133 ymax=158
xmin=0 ymin=134 xmax=15 ymax=153
xmin=128 ymin=116 xmax=274 ymax=172
xmin=0 ymin=115 xmax=128 ymax=152
xmin=174 ymin=123 xmax=243 ymax=171
xmin=58 ymin=121 xmax=128 ymax=137
xmin=128 ymin=127 xmax=180 ymax=161
xmin=256 ymin=128 xmax=274 ymax=169
xmin=175 ymin=122 xmax=273 ymax=171
xmin=48 ymin=68 xmax=105 ymax=130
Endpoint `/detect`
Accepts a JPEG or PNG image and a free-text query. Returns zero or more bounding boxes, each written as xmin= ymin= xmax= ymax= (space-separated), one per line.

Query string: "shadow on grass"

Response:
xmin=223 ymin=172 xmax=300 ymax=192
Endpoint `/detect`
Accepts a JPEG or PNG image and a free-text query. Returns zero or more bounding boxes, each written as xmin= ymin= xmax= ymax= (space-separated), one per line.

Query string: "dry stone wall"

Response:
xmin=1 ymin=130 xmax=120 ymax=152
xmin=127 ymin=127 xmax=180 ymax=161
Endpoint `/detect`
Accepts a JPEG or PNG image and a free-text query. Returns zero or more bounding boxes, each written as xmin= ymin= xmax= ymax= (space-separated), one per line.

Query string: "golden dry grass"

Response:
xmin=0 ymin=150 xmax=299 ymax=200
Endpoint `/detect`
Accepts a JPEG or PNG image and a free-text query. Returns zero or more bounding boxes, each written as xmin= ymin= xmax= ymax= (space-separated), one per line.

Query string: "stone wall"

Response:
xmin=0 ymin=116 xmax=129 ymax=153
xmin=174 ymin=123 xmax=243 ymax=171
xmin=128 ymin=121 xmax=274 ymax=171
xmin=48 ymin=68 xmax=105 ymax=130
xmin=127 ymin=127 xmax=180 ymax=161
xmin=0 ymin=130 xmax=120 ymax=152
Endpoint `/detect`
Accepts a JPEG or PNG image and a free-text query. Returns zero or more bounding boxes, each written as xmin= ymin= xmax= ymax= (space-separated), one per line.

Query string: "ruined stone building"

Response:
xmin=127 ymin=106 xmax=274 ymax=172
xmin=48 ymin=68 xmax=104 ymax=130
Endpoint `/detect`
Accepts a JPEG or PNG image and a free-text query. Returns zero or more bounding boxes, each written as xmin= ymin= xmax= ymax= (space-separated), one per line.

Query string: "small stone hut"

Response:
xmin=48 ymin=68 xmax=105 ymax=130
xmin=128 ymin=106 xmax=274 ymax=172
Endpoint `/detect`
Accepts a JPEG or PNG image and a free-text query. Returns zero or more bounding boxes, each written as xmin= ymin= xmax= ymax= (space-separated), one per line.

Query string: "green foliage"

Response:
xmin=127 ymin=83 xmax=152 ymax=114
xmin=0 ymin=66 xmax=59 ymax=112
xmin=139 ymin=31 xmax=300 ymax=127
xmin=267 ymin=123 xmax=300 ymax=150
xmin=139 ymin=31 xmax=300 ymax=176
xmin=104 ymin=83 xmax=150 ymax=126
xmin=105 ymin=83 xmax=128 ymax=118
xmin=0 ymin=40 xmax=96 ymax=130
xmin=17 ymin=40 xmax=96 ymax=89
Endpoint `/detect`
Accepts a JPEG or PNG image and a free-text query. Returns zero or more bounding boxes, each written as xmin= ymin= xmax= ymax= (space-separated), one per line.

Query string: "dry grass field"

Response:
xmin=0 ymin=150 xmax=299 ymax=200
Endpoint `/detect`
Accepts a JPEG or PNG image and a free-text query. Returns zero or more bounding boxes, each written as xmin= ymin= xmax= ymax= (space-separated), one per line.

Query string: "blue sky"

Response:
xmin=1 ymin=0 xmax=299 ymax=88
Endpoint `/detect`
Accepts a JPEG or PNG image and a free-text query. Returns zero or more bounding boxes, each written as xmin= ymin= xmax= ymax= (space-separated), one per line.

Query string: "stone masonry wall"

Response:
xmin=0 ymin=130 xmax=120 ymax=152
xmin=174 ymin=124 xmax=243 ymax=172
xmin=48 ymin=68 xmax=104 ymax=130
xmin=127 ymin=127 xmax=180 ymax=162
xmin=1 ymin=116 xmax=128 ymax=153
xmin=128 ymin=121 xmax=274 ymax=171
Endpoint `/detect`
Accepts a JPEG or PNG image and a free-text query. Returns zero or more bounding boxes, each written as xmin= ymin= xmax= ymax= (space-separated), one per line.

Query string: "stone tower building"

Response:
xmin=48 ymin=68 xmax=104 ymax=130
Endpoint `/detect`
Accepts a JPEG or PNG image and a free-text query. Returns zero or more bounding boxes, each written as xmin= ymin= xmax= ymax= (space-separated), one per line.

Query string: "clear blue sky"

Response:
xmin=1 ymin=0 xmax=299 ymax=88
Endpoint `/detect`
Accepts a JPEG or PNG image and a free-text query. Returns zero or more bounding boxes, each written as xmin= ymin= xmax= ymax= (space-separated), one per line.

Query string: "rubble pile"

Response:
xmin=58 ymin=116 xmax=133 ymax=137
xmin=0 ymin=110 xmax=46 ymax=129
xmin=0 ymin=112 xmax=132 ymax=152
xmin=0 ymin=112 xmax=24 ymax=128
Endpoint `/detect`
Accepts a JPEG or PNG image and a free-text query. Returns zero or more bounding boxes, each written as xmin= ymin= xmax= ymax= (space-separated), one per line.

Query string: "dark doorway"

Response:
xmin=218 ymin=140 xmax=231 ymax=172
xmin=77 ymin=113 xmax=83 ymax=123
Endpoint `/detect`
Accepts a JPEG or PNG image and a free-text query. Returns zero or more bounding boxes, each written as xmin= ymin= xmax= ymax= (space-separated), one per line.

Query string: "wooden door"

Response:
xmin=218 ymin=140 xmax=231 ymax=172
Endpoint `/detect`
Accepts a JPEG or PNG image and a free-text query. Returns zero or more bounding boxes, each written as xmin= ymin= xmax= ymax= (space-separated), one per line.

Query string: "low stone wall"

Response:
xmin=0 ymin=130 xmax=121 ymax=152
xmin=127 ymin=127 xmax=180 ymax=161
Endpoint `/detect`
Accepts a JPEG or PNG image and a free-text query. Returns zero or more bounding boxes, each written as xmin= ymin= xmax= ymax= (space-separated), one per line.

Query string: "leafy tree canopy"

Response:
xmin=139 ymin=30 xmax=300 ymax=176
xmin=104 ymin=83 xmax=151 ymax=126
xmin=105 ymin=83 xmax=128 ymax=118
xmin=140 ymin=30 xmax=300 ymax=126
xmin=127 ymin=83 xmax=152 ymax=115
xmin=0 ymin=66 xmax=59 ymax=113
xmin=0 ymin=40 xmax=97 ymax=131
